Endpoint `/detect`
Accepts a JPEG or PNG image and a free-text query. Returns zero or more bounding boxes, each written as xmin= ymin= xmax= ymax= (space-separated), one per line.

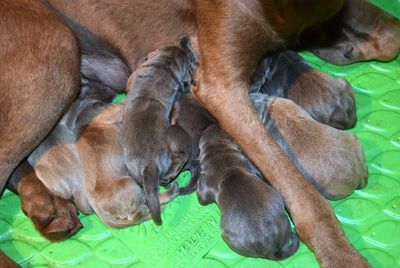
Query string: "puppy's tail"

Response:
xmin=273 ymin=232 xmax=300 ymax=260
xmin=143 ymin=166 xmax=162 ymax=225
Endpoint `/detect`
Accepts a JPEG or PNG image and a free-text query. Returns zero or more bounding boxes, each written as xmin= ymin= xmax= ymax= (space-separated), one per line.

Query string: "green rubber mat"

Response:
xmin=1 ymin=3 xmax=400 ymax=267
xmin=369 ymin=0 xmax=400 ymax=18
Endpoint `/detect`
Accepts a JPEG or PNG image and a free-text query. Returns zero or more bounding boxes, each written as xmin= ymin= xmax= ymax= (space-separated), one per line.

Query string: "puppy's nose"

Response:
xmin=356 ymin=163 xmax=369 ymax=190
xmin=128 ymin=206 xmax=149 ymax=221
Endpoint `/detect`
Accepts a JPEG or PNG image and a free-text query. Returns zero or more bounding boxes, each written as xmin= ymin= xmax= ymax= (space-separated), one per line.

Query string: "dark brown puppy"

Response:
xmin=250 ymin=93 xmax=368 ymax=200
xmin=121 ymin=38 xmax=197 ymax=225
xmin=250 ymin=50 xmax=356 ymax=130
xmin=168 ymin=92 xmax=217 ymax=194
xmin=198 ymin=124 xmax=299 ymax=260
xmin=301 ymin=0 xmax=400 ymax=65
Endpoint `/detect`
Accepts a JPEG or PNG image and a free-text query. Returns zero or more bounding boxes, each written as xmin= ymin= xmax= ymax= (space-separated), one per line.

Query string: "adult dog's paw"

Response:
xmin=17 ymin=172 xmax=82 ymax=242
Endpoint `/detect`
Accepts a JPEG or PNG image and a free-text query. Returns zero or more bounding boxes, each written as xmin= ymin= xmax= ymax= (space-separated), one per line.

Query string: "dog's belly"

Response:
xmin=46 ymin=0 xmax=196 ymax=69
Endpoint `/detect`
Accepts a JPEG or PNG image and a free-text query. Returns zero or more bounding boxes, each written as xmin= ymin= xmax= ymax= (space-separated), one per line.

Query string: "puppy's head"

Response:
xmin=94 ymin=177 xmax=149 ymax=228
xmin=140 ymin=36 xmax=199 ymax=94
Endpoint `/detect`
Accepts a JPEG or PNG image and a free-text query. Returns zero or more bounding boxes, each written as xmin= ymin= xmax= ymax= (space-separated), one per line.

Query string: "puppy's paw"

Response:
xmin=322 ymin=77 xmax=356 ymax=130
xmin=19 ymin=184 xmax=82 ymax=242
xmin=294 ymin=72 xmax=356 ymax=130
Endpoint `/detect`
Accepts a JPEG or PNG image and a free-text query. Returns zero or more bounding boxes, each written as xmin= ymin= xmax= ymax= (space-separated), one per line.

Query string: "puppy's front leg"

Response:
xmin=193 ymin=1 xmax=369 ymax=267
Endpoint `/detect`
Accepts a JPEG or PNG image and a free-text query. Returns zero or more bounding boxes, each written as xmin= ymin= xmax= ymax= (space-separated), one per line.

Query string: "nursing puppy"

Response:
xmin=168 ymin=92 xmax=217 ymax=194
xmin=121 ymin=37 xmax=198 ymax=225
xmin=77 ymin=98 xmax=179 ymax=228
xmin=27 ymin=80 xmax=114 ymax=215
xmin=250 ymin=93 xmax=368 ymax=199
xmin=28 ymin=81 xmax=179 ymax=228
xmin=197 ymin=124 xmax=299 ymax=260
xmin=250 ymin=50 xmax=356 ymax=130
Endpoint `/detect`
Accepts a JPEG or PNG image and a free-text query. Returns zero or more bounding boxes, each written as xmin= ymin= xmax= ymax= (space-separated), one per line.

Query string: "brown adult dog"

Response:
xmin=250 ymin=50 xmax=356 ymax=130
xmin=1 ymin=0 xmax=398 ymax=266
xmin=250 ymin=93 xmax=368 ymax=199
xmin=121 ymin=37 xmax=197 ymax=224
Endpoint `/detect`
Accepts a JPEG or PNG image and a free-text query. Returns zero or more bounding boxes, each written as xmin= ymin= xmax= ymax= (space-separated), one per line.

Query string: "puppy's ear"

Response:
xmin=179 ymin=35 xmax=199 ymax=71
xmin=249 ymin=93 xmax=272 ymax=125
xmin=143 ymin=166 xmax=162 ymax=225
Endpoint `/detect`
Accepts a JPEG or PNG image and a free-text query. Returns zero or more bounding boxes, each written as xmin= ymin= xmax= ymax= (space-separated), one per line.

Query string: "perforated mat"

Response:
xmin=1 ymin=6 xmax=400 ymax=268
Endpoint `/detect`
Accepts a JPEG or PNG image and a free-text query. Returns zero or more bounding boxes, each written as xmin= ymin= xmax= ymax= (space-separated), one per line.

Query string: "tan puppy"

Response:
xmin=250 ymin=50 xmax=356 ymax=130
xmin=77 ymin=99 xmax=179 ymax=228
xmin=250 ymin=93 xmax=368 ymax=199
xmin=27 ymin=82 xmax=179 ymax=228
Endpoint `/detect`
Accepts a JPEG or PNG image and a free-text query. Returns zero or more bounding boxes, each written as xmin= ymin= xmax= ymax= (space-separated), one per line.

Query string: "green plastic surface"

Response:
xmin=369 ymin=0 xmax=400 ymax=18
xmin=1 ymin=2 xmax=400 ymax=267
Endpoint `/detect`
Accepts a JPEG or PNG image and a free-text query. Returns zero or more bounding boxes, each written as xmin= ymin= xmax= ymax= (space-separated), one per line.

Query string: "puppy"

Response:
xmin=28 ymin=81 xmax=179 ymax=227
xmin=250 ymin=93 xmax=368 ymax=200
xmin=167 ymin=92 xmax=216 ymax=193
xmin=197 ymin=124 xmax=299 ymax=260
xmin=121 ymin=37 xmax=198 ymax=224
xmin=77 ymin=98 xmax=179 ymax=228
xmin=27 ymin=80 xmax=112 ymax=215
xmin=250 ymin=50 xmax=356 ymax=130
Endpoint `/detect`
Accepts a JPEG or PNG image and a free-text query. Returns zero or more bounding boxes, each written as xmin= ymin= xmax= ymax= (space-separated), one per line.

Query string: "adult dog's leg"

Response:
xmin=301 ymin=0 xmax=400 ymax=65
xmin=7 ymin=161 xmax=82 ymax=242
xmin=0 ymin=250 xmax=19 ymax=268
xmin=0 ymin=0 xmax=80 ymax=191
xmin=193 ymin=1 xmax=369 ymax=267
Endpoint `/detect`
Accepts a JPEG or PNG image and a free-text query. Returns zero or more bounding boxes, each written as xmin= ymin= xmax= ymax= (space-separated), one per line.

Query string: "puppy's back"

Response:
xmin=198 ymin=125 xmax=299 ymax=260
xmin=251 ymin=93 xmax=368 ymax=199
